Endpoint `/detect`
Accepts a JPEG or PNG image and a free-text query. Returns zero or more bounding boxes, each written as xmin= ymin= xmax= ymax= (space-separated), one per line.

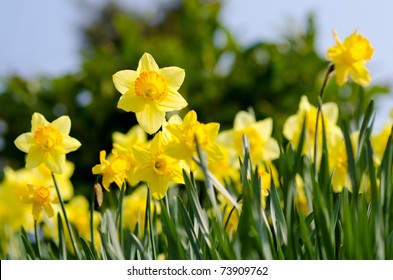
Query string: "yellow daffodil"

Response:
xmin=257 ymin=167 xmax=271 ymax=209
xmin=327 ymin=29 xmax=374 ymax=86
xmin=327 ymin=132 xmax=348 ymax=193
xmin=33 ymin=161 xmax=75 ymax=200
xmin=20 ymin=182 xmax=58 ymax=220
xmin=133 ymin=132 xmax=184 ymax=200
xmin=112 ymin=125 xmax=148 ymax=186
xmin=294 ymin=174 xmax=308 ymax=215
xmin=206 ymin=144 xmax=239 ymax=186
xmin=112 ymin=125 xmax=147 ymax=150
xmin=218 ymin=110 xmax=280 ymax=165
xmin=371 ymin=123 xmax=392 ymax=162
xmin=0 ymin=168 xmax=33 ymax=231
xmin=0 ymin=163 xmax=75 ymax=230
xmin=113 ymin=53 xmax=188 ymax=134
xmin=92 ymin=149 xmax=131 ymax=191
xmin=14 ymin=112 xmax=81 ymax=174
xmin=164 ymin=110 xmax=223 ymax=171
xmin=283 ymin=96 xmax=341 ymax=158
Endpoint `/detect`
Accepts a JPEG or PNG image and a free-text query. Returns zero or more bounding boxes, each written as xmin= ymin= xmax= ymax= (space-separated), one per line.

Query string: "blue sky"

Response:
xmin=1 ymin=0 xmax=392 ymax=127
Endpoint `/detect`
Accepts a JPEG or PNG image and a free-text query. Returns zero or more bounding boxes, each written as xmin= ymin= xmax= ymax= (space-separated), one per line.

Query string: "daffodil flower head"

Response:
xmin=257 ymin=167 xmax=271 ymax=209
xmin=20 ymin=183 xmax=58 ymax=220
xmin=14 ymin=113 xmax=81 ymax=174
xmin=327 ymin=29 xmax=374 ymax=86
xmin=218 ymin=110 xmax=280 ymax=164
xmin=112 ymin=124 xmax=147 ymax=151
xmin=165 ymin=110 xmax=223 ymax=171
xmin=327 ymin=131 xmax=349 ymax=193
xmin=92 ymin=149 xmax=131 ymax=191
xmin=113 ymin=53 xmax=188 ymax=134
xmin=133 ymin=132 xmax=184 ymax=200
xmin=283 ymin=96 xmax=341 ymax=158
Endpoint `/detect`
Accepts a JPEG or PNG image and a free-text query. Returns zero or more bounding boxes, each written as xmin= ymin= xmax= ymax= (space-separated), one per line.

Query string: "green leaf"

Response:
xmin=178 ymin=197 xmax=203 ymax=260
xmin=19 ymin=227 xmax=36 ymax=260
xmin=57 ymin=213 xmax=67 ymax=260
xmin=80 ymin=237 xmax=95 ymax=260
xmin=159 ymin=200 xmax=187 ymax=260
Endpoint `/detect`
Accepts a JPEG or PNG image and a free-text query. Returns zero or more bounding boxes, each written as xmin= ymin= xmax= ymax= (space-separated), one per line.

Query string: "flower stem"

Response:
xmin=34 ymin=220 xmax=42 ymax=259
xmin=320 ymin=63 xmax=334 ymax=99
xmin=52 ymin=172 xmax=80 ymax=259
xmin=147 ymin=188 xmax=156 ymax=260
xmin=164 ymin=194 xmax=170 ymax=216
xmin=115 ymin=182 xmax=126 ymax=250
xmin=90 ymin=186 xmax=95 ymax=256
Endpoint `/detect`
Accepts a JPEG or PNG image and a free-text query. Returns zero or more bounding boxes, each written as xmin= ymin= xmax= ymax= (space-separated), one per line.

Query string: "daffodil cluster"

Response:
xmin=1 ymin=29 xmax=389 ymax=258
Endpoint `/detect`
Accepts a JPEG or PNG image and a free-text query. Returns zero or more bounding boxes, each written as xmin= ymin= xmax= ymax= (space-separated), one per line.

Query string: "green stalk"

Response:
xmin=34 ymin=220 xmax=42 ymax=259
xmin=90 ymin=186 xmax=95 ymax=256
xmin=115 ymin=182 xmax=126 ymax=250
xmin=165 ymin=194 xmax=171 ymax=216
xmin=52 ymin=172 xmax=80 ymax=259
xmin=147 ymin=188 xmax=156 ymax=260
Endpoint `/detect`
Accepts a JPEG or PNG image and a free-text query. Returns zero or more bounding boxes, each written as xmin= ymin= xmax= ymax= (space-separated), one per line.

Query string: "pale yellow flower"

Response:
xmin=92 ymin=149 xmax=131 ymax=191
xmin=294 ymin=174 xmax=308 ymax=215
xmin=0 ymin=167 xmax=33 ymax=231
xmin=283 ymin=96 xmax=341 ymax=158
xmin=20 ymin=182 xmax=58 ymax=220
xmin=164 ymin=110 xmax=223 ymax=171
xmin=257 ymin=167 xmax=271 ymax=209
xmin=112 ymin=125 xmax=148 ymax=186
xmin=14 ymin=112 xmax=81 ymax=174
xmin=133 ymin=132 xmax=184 ymax=200
xmin=327 ymin=132 xmax=348 ymax=193
xmin=0 ymin=163 xmax=75 ymax=229
xmin=218 ymin=110 xmax=279 ymax=165
xmin=113 ymin=53 xmax=188 ymax=134
xmin=112 ymin=124 xmax=147 ymax=150
xmin=327 ymin=29 xmax=374 ymax=86
xmin=371 ymin=123 xmax=392 ymax=162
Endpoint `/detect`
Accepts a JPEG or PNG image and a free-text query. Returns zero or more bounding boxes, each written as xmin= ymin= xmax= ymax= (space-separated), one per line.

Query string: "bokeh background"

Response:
xmin=1 ymin=0 xmax=392 ymax=196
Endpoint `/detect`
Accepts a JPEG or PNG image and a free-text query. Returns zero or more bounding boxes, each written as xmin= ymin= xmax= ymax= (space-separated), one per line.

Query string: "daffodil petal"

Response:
xmin=117 ymin=91 xmax=145 ymax=112
xmin=62 ymin=136 xmax=82 ymax=153
xmin=350 ymin=62 xmax=371 ymax=87
xmin=31 ymin=112 xmax=49 ymax=132
xmin=14 ymin=132 xmax=34 ymax=153
xmin=234 ymin=111 xmax=255 ymax=129
xmin=138 ymin=53 xmax=159 ymax=73
xmin=136 ymin=105 xmax=165 ymax=134
xmin=262 ymin=139 xmax=280 ymax=161
xmin=334 ymin=64 xmax=350 ymax=86
xmin=157 ymin=89 xmax=188 ymax=111
xmin=113 ymin=70 xmax=137 ymax=95
xmin=160 ymin=66 xmax=185 ymax=90
xmin=132 ymin=146 xmax=151 ymax=163
xmin=46 ymin=151 xmax=65 ymax=174
xmin=148 ymin=176 xmax=169 ymax=200
xmin=283 ymin=115 xmax=299 ymax=140
xmin=322 ymin=102 xmax=339 ymax=123
xmin=254 ymin=118 xmax=273 ymax=139
xmin=26 ymin=146 xmax=46 ymax=169
xmin=52 ymin=116 xmax=71 ymax=135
